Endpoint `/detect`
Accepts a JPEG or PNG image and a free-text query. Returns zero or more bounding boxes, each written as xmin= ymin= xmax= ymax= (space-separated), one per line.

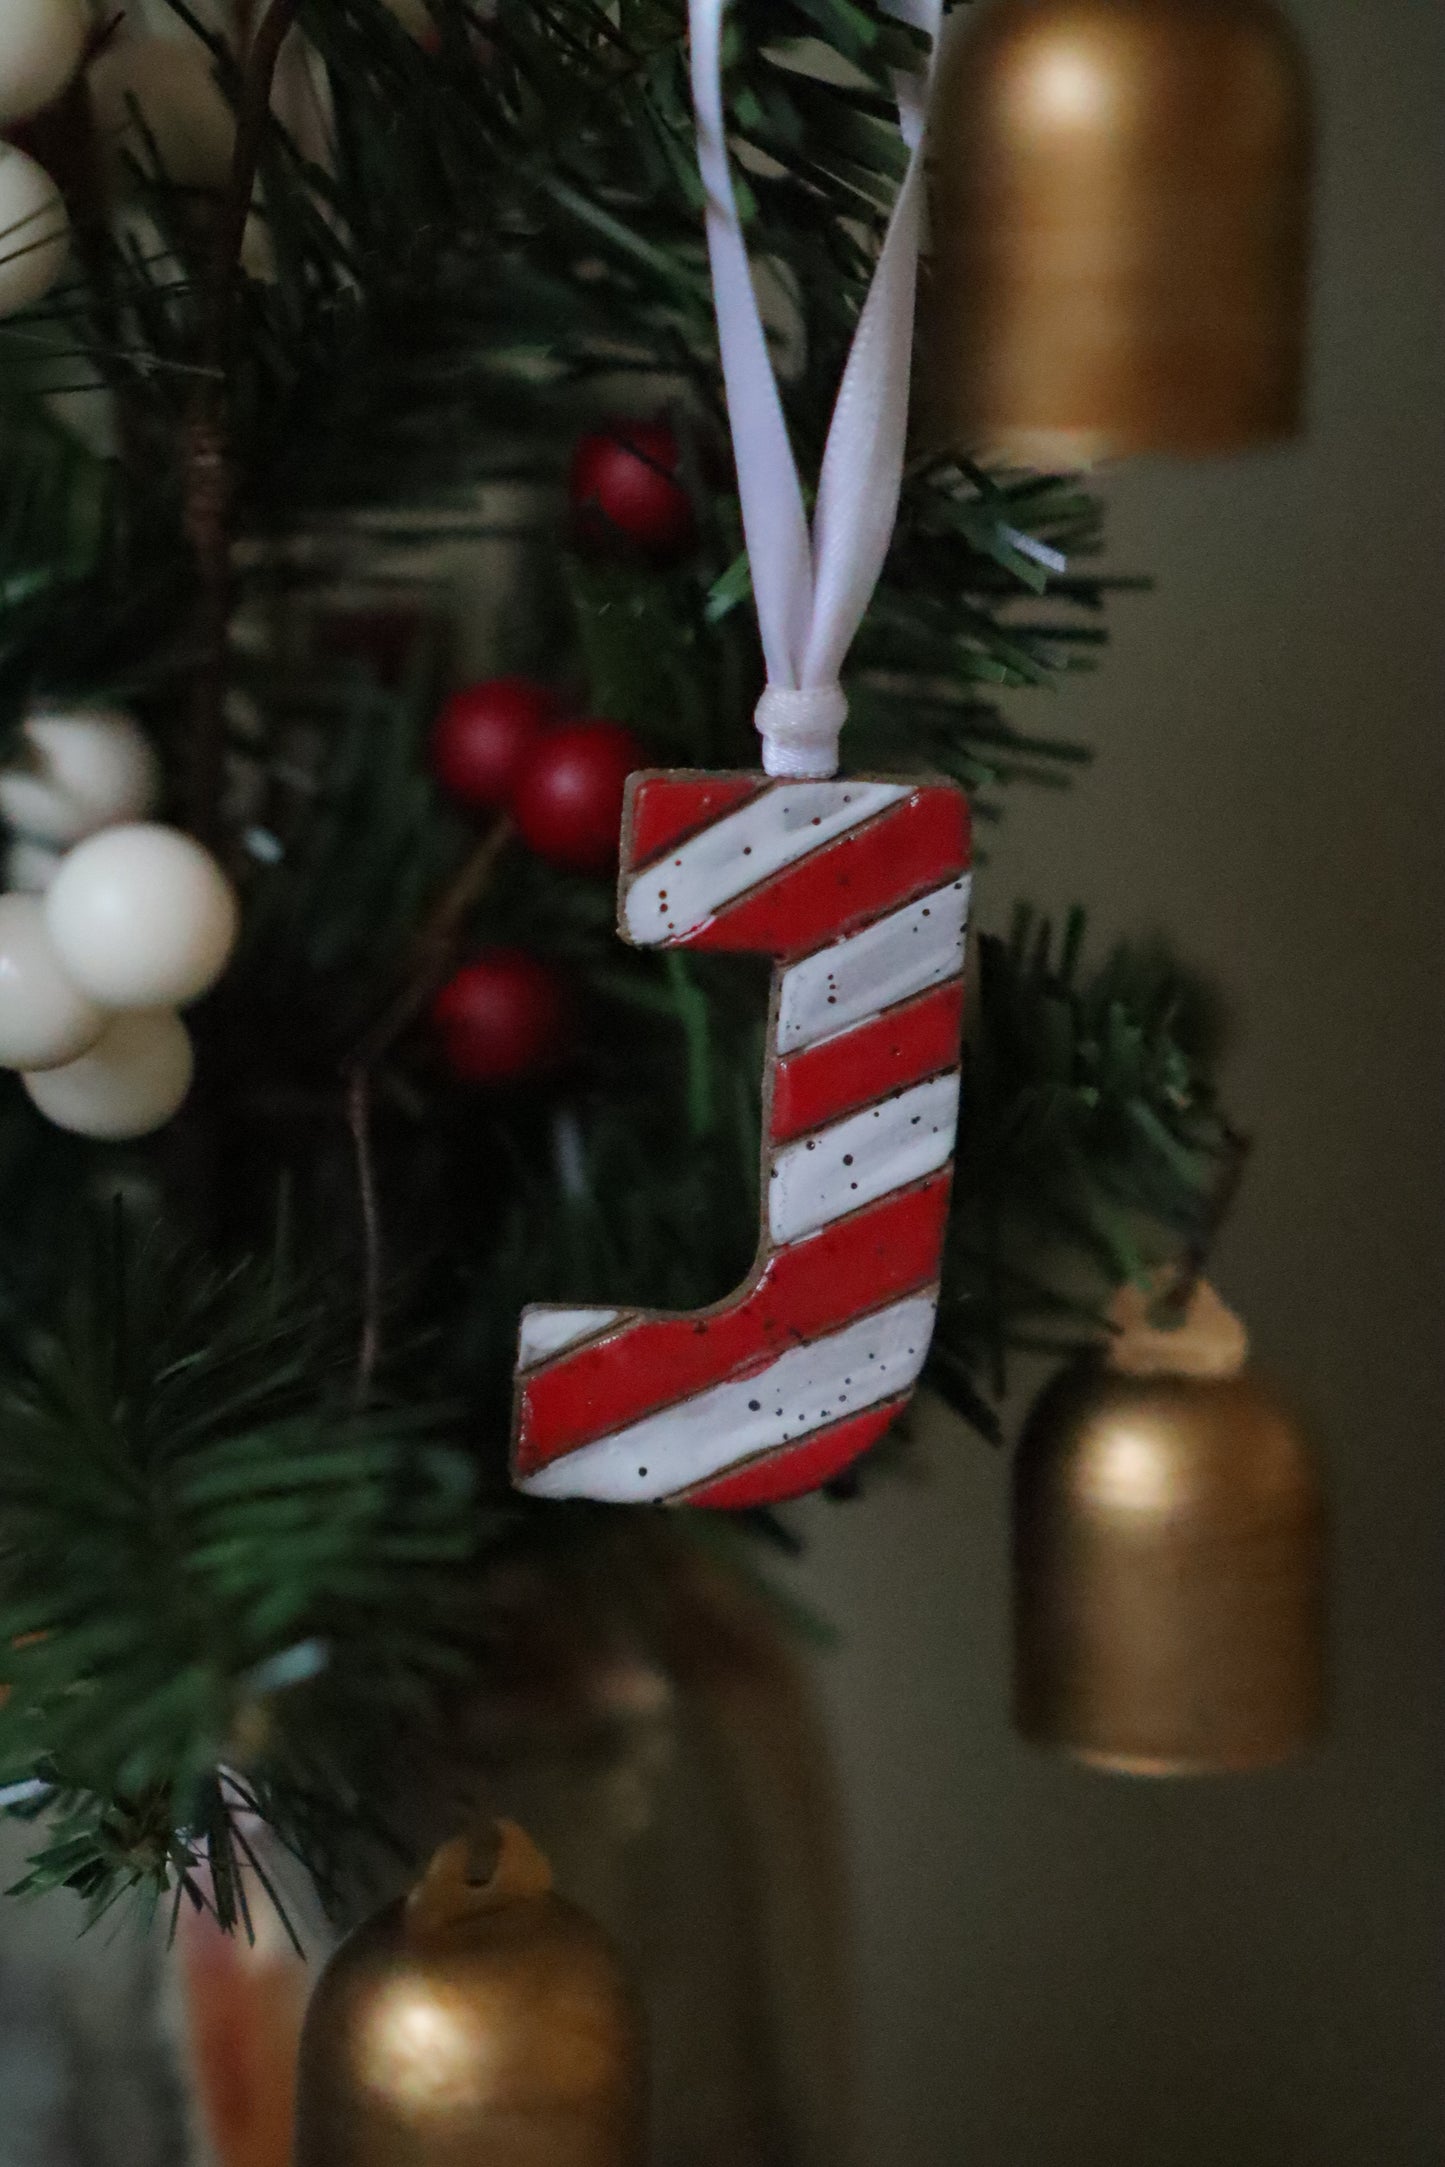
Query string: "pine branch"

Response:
xmin=927 ymin=910 xmax=1232 ymax=1430
xmin=0 ymin=1223 xmax=493 ymax=1924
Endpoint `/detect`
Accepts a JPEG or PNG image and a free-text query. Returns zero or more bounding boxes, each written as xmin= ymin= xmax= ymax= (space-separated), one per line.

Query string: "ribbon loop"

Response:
xmin=690 ymin=0 xmax=942 ymax=778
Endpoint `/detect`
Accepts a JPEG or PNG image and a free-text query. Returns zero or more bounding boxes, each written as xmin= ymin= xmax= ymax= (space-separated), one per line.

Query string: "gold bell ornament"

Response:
xmin=295 ymin=1820 xmax=645 ymax=2167
xmin=924 ymin=0 xmax=1313 ymax=463
xmin=1013 ymin=1278 xmax=1326 ymax=1774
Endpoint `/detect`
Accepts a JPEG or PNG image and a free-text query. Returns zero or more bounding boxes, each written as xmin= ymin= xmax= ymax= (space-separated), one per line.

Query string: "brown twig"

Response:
xmin=349 ymin=820 xmax=516 ymax=1074
xmin=183 ymin=0 xmax=303 ymax=845
xmin=343 ymin=820 xmax=516 ymax=1394
xmin=346 ymin=1068 xmax=384 ymax=1401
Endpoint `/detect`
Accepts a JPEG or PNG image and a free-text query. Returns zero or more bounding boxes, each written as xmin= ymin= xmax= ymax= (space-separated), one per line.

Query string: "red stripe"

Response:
xmin=678 ymin=786 xmax=970 ymax=956
xmin=680 ymin=1397 xmax=907 ymax=1508
xmin=769 ymin=980 xmax=965 ymax=1144
xmin=625 ymin=773 xmax=766 ymax=872
xmin=514 ymin=1176 xmax=950 ymax=1475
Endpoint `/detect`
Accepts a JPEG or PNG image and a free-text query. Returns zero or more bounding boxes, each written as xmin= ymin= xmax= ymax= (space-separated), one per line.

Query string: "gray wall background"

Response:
xmin=787 ymin=0 xmax=1444 ymax=2159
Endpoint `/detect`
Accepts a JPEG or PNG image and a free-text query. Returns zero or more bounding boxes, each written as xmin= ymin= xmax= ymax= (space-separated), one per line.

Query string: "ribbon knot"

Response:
xmin=752 ymin=685 xmax=850 ymax=780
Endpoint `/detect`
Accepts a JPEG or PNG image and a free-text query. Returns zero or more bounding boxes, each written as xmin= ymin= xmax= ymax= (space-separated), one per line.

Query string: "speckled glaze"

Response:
xmin=513 ymin=772 xmax=971 ymax=1507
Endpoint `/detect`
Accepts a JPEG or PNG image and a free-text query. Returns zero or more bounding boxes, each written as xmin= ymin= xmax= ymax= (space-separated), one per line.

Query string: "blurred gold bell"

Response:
xmin=1013 ymin=1281 xmax=1326 ymax=1774
xmin=924 ymin=0 xmax=1312 ymax=462
xmin=295 ymin=1821 xmax=644 ymax=2167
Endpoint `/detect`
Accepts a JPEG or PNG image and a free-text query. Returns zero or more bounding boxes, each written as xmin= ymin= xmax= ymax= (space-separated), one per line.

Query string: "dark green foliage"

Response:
xmin=0 ymin=0 xmax=1234 ymax=1914
xmin=0 ymin=1224 xmax=489 ymax=1924
xmin=937 ymin=911 xmax=1230 ymax=1433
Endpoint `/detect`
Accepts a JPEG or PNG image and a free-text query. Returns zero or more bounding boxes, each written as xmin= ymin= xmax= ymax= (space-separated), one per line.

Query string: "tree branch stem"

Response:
xmin=343 ymin=819 xmax=517 ymax=1394
xmin=184 ymin=0 xmax=303 ymax=845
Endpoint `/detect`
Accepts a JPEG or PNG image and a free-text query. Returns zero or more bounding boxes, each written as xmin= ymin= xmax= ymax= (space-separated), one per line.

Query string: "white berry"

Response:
xmin=45 ymin=824 xmax=239 ymax=1010
xmin=0 ymin=0 xmax=88 ymax=128
xmin=4 ymin=837 xmax=63 ymax=894
xmin=383 ymin=0 xmax=436 ymax=37
xmin=24 ymin=1009 xmax=194 ymax=1139
xmin=0 ymin=145 xmax=69 ymax=316
xmin=0 ymin=707 xmax=161 ymax=846
xmin=89 ymin=35 xmax=235 ymax=194
xmin=0 ymin=894 xmax=104 ymax=1071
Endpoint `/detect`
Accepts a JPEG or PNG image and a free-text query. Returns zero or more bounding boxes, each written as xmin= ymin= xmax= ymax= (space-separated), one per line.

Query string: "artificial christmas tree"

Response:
xmin=0 ymin=0 xmax=1315 ymax=2150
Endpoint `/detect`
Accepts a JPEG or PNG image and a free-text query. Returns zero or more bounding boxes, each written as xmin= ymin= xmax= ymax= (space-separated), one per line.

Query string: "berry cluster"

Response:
xmin=423 ymin=418 xmax=694 ymax=1084
xmin=0 ymin=710 xmax=238 ymax=1137
xmin=428 ymin=681 xmax=642 ymax=1085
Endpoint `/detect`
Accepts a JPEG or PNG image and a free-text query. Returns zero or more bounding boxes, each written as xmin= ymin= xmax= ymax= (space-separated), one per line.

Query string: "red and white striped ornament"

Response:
xmin=510 ymin=0 xmax=960 ymax=1507
xmin=513 ymin=771 xmax=970 ymax=1508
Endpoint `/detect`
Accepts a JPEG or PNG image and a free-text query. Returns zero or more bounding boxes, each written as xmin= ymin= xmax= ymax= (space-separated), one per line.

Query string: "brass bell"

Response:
xmin=923 ymin=0 xmax=1313 ymax=463
xmin=1013 ymin=1282 xmax=1326 ymax=1774
xmin=295 ymin=1821 xmax=645 ymax=2167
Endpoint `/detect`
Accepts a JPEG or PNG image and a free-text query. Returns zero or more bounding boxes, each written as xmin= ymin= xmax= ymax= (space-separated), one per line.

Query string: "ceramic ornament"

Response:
xmin=509 ymin=0 xmax=954 ymax=1508
xmin=514 ymin=773 xmax=970 ymax=1507
xmin=0 ymin=707 xmax=161 ymax=846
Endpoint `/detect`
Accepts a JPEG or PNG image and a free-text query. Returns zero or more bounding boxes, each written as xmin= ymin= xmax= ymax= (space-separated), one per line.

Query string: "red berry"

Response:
xmin=432 ymin=949 xmax=570 ymax=1083
xmin=569 ymin=421 xmax=696 ymax=560
xmin=513 ymin=719 xmax=644 ymax=876
xmin=431 ymin=678 xmax=561 ymax=813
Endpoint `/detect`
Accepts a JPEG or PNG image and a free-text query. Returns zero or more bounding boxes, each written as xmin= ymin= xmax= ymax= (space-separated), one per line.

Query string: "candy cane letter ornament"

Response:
xmin=511 ymin=0 xmax=962 ymax=1508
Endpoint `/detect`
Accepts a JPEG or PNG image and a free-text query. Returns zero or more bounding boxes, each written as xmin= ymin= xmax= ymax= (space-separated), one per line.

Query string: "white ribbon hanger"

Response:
xmin=689 ymin=0 xmax=944 ymax=779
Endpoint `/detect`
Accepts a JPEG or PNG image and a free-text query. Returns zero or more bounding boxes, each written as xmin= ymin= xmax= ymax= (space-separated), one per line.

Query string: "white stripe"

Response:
xmin=767 ymin=1071 xmax=960 ymax=1244
xmin=517 ymin=1306 xmax=622 ymax=1370
xmin=776 ymin=876 xmax=971 ymax=1054
xmin=623 ymin=780 xmax=909 ymax=945
xmin=518 ymin=1293 xmax=938 ymax=1504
